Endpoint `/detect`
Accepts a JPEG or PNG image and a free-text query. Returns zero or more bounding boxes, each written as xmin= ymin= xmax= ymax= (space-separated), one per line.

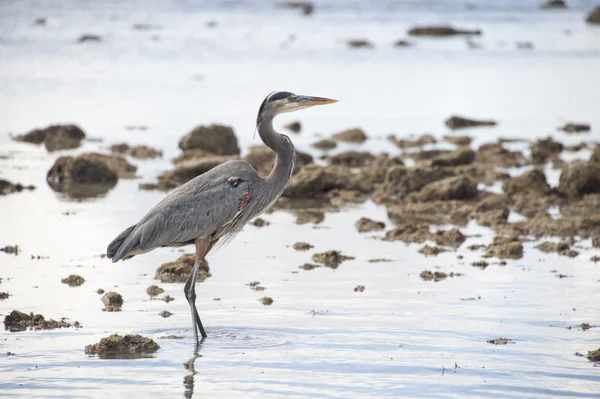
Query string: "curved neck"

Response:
xmin=257 ymin=113 xmax=295 ymax=188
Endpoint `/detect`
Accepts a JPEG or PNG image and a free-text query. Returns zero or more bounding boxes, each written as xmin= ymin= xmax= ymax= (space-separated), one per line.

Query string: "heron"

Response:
xmin=106 ymin=91 xmax=337 ymax=344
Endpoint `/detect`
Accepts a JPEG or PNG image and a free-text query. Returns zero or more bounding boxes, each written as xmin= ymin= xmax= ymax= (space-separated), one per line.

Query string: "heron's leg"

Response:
xmin=184 ymin=237 xmax=214 ymax=343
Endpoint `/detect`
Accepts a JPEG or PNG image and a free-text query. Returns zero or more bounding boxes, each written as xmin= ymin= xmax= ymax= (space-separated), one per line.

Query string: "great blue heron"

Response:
xmin=106 ymin=91 xmax=337 ymax=344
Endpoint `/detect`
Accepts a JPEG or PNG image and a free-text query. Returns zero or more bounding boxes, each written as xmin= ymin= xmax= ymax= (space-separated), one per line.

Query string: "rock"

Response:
xmin=443 ymin=135 xmax=472 ymax=146
xmin=535 ymin=241 xmax=577 ymax=257
xmin=476 ymin=143 xmax=527 ymax=168
xmin=283 ymin=164 xmax=353 ymax=199
xmin=486 ymin=237 xmax=523 ymax=259
xmin=419 ymin=270 xmax=448 ymax=281
xmin=141 ymin=156 xmax=235 ymax=191
xmin=429 ymin=148 xmax=475 ymax=167
xmin=434 ymin=228 xmax=466 ymax=247
xmin=78 ymin=34 xmax=102 ymax=42
xmin=159 ymin=310 xmax=173 ymax=318
xmin=243 ymin=146 xmax=312 ymax=175
xmin=445 ymin=115 xmax=496 ymax=130
xmin=0 ymin=180 xmax=35 ymax=196
xmin=411 ymin=176 xmax=479 ymax=202
xmin=332 ymin=128 xmax=367 ymax=143
xmin=171 ymin=149 xmax=214 ymax=165
xmin=588 ymin=347 xmax=600 ymax=361
xmin=585 ymin=6 xmax=600 ymax=24
xmin=85 ymin=334 xmax=159 ymax=359
xmin=560 ymin=123 xmax=590 ymax=134
xmin=284 ymin=121 xmax=301 ymax=133
xmin=326 ymin=151 xmax=375 ymax=168
xmin=110 ymin=143 xmax=162 ymax=159
xmin=375 ymin=166 xmax=455 ymax=203
xmin=503 ymin=169 xmax=551 ymax=197
xmin=591 ymin=147 xmax=600 ymax=164
xmin=0 ymin=292 xmax=9 ymax=300
xmin=14 ymin=124 xmax=86 ymax=152
xmin=530 ymin=137 xmax=563 ymax=164
xmin=516 ymin=41 xmax=534 ymax=50
xmin=61 ymin=275 xmax=85 ymax=287
xmin=347 ymin=39 xmax=373 ymax=48
xmin=178 ymin=124 xmax=240 ymax=155
xmin=394 ymin=39 xmax=413 ymax=47
xmin=34 ymin=18 xmax=47 ymax=26
xmin=146 ymin=285 xmax=164 ymax=297
xmin=558 ymin=161 xmax=600 ymax=198
xmin=312 ymin=250 xmax=355 ymax=268
xmin=102 ymin=291 xmax=123 ymax=311
xmin=280 ymin=1 xmax=314 ymax=15
xmin=299 ymin=263 xmax=320 ymax=270
xmin=294 ymin=209 xmax=324 ymax=224
xmin=259 ymin=297 xmax=274 ymax=305
xmin=418 ymin=245 xmax=447 ymax=256
xmin=3 ymin=310 xmax=75 ymax=332
xmin=476 ymin=208 xmax=509 ymax=227
xmin=388 ymin=133 xmax=436 ymax=149
xmin=0 ymin=245 xmax=19 ymax=254
xmin=293 ymin=242 xmax=313 ymax=251
xmin=47 ymin=155 xmax=118 ymax=190
xmin=354 ymin=285 xmax=365 ymax=292
xmin=96 ymin=288 xmax=105 ymax=295
xmin=386 ymin=201 xmax=471 ymax=226
xmin=540 ymin=0 xmax=567 ymax=9
xmin=252 ymin=218 xmax=269 ymax=227
xmin=487 ymin=338 xmax=513 ymax=345
xmin=312 ymin=139 xmax=337 ymax=150
xmin=155 ymin=254 xmax=210 ymax=283
xmin=408 ymin=26 xmax=481 ymax=37
xmin=84 ymin=153 xmax=137 ymax=178
xmin=355 ymin=217 xmax=386 ymax=233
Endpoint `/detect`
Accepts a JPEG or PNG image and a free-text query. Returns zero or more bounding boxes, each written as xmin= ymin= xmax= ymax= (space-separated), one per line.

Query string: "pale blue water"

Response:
xmin=1 ymin=1 xmax=600 ymax=398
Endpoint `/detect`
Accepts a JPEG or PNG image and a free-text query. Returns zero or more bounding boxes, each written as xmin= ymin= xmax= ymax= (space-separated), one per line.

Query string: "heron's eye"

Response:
xmin=287 ymin=96 xmax=295 ymax=102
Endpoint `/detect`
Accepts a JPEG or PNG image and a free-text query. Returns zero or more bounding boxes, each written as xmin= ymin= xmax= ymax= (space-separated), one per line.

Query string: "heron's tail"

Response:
xmin=106 ymin=224 xmax=137 ymax=262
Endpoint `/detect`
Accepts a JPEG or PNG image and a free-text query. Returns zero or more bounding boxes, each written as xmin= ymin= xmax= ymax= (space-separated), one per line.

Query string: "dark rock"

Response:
xmin=585 ymin=6 xmax=600 ymax=24
xmin=0 ymin=180 xmax=35 ymax=196
xmin=588 ymin=347 xmax=600 ymax=361
xmin=354 ymin=285 xmax=365 ymax=292
xmin=394 ymin=39 xmax=413 ymax=47
xmin=283 ymin=164 xmax=355 ymax=199
xmin=0 ymin=245 xmax=19 ymax=254
xmin=445 ymin=115 xmax=497 ymax=130
xmin=178 ymin=124 xmax=240 ymax=155
xmin=560 ymin=123 xmax=590 ymax=133
xmin=355 ymin=217 xmax=386 ymax=233
xmin=146 ymin=285 xmax=164 ymax=297
xmin=294 ymin=209 xmax=324 ymax=224
xmin=540 ymin=0 xmax=567 ymax=9
xmin=78 ymin=34 xmax=102 ymax=42
xmin=159 ymin=310 xmax=172 ymax=318
xmin=259 ymin=297 xmax=274 ymax=305
xmin=312 ymin=250 xmax=354 ymax=268
xmin=558 ymin=161 xmax=600 ymax=198
xmin=531 ymin=137 xmax=564 ymax=164
xmin=252 ymin=218 xmax=269 ymax=227
xmin=4 ymin=310 xmax=75 ymax=332
xmin=408 ymin=26 xmax=482 ymax=37
xmin=14 ymin=124 xmax=85 ymax=152
xmin=85 ymin=334 xmax=159 ymax=359
xmin=326 ymin=151 xmax=375 ymax=167
xmin=284 ymin=121 xmax=301 ymax=133
xmin=429 ymin=148 xmax=475 ymax=167
xmin=83 ymin=153 xmax=136 ymax=178
xmin=375 ymin=166 xmax=455 ymax=203
xmin=102 ymin=291 xmax=123 ymax=311
xmin=347 ymin=39 xmax=373 ymax=48
xmin=419 ymin=270 xmax=448 ymax=281
xmin=411 ymin=176 xmax=479 ymax=202
xmin=293 ymin=242 xmax=313 ymax=251
xmin=47 ymin=155 xmax=118 ymax=189
xmin=61 ymin=275 xmax=85 ymax=287
xmin=503 ymin=169 xmax=551 ymax=197
xmin=486 ymin=237 xmax=523 ymax=259
xmin=312 ymin=139 xmax=337 ymax=150
xmin=110 ymin=143 xmax=162 ymax=159
xmin=155 ymin=254 xmax=210 ymax=283
xmin=332 ymin=128 xmax=367 ymax=143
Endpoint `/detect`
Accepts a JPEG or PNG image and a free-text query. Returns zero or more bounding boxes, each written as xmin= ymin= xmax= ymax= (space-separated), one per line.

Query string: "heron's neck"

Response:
xmin=257 ymin=117 xmax=295 ymax=189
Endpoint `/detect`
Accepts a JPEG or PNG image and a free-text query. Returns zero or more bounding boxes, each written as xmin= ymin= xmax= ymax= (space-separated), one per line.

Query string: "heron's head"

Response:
xmin=257 ymin=91 xmax=337 ymax=125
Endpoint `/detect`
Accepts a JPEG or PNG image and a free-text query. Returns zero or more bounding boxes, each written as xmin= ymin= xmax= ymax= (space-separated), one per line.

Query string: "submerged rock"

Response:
xmin=408 ymin=26 xmax=482 ymax=37
xmin=560 ymin=123 xmax=590 ymax=134
xmin=332 ymin=128 xmax=367 ymax=143
xmin=347 ymin=39 xmax=373 ymax=48
xmin=14 ymin=124 xmax=85 ymax=152
xmin=394 ymin=39 xmax=413 ymax=47
xmin=155 ymin=254 xmax=210 ymax=283
xmin=558 ymin=161 xmax=600 ymax=198
xmin=355 ymin=217 xmax=386 ymax=233
xmin=85 ymin=334 xmax=159 ymax=359
xmin=179 ymin=124 xmax=239 ymax=155
xmin=78 ymin=34 xmax=102 ymax=42
xmin=293 ymin=242 xmax=313 ymax=251
xmin=541 ymin=0 xmax=567 ymax=8
xmin=312 ymin=250 xmax=354 ymax=268
xmin=0 ymin=180 xmax=35 ymax=196
xmin=61 ymin=274 xmax=85 ymax=287
xmin=3 ymin=310 xmax=76 ymax=332
xmin=445 ymin=115 xmax=496 ymax=130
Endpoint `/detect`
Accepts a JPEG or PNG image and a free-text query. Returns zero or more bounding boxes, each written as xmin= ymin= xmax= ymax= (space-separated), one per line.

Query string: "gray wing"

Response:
xmin=108 ymin=160 xmax=259 ymax=262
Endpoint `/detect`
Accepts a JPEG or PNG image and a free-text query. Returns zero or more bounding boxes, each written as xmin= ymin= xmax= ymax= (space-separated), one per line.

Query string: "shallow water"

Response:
xmin=1 ymin=1 xmax=600 ymax=398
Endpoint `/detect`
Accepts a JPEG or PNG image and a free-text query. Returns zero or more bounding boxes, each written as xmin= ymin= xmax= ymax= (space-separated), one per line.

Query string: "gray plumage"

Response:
xmin=106 ymin=90 xmax=337 ymax=343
